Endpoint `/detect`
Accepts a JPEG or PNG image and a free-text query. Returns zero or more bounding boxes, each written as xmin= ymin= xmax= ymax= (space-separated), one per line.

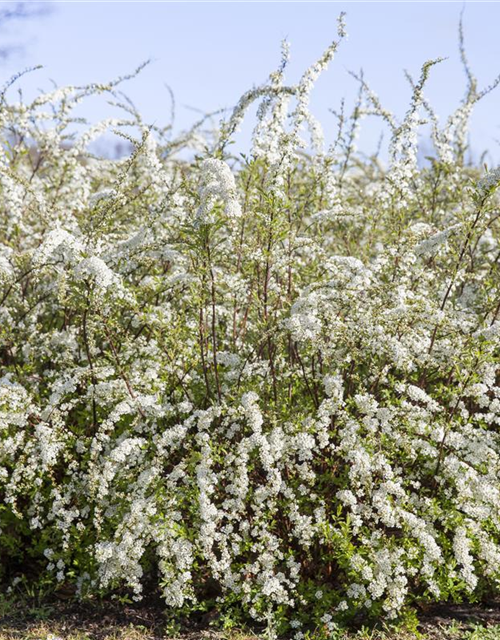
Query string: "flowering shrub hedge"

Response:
xmin=1 ymin=15 xmax=500 ymax=636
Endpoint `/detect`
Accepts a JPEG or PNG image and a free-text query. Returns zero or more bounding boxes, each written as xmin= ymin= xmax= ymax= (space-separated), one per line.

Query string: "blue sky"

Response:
xmin=2 ymin=1 xmax=500 ymax=162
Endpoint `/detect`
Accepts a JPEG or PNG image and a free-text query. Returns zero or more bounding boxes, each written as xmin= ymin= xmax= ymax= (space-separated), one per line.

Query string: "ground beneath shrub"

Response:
xmin=2 ymin=598 xmax=500 ymax=640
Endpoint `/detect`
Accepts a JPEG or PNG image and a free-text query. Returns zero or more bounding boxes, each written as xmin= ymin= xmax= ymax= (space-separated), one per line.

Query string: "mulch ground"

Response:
xmin=2 ymin=598 xmax=500 ymax=640
xmin=1 ymin=598 xmax=227 ymax=640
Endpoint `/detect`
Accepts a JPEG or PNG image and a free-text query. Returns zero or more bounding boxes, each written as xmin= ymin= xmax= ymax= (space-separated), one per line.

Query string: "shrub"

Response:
xmin=1 ymin=14 xmax=500 ymax=637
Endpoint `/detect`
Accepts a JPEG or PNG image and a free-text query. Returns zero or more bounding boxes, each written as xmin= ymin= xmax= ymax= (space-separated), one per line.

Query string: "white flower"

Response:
xmin=197 ymin=158 xmax=242 ymax=224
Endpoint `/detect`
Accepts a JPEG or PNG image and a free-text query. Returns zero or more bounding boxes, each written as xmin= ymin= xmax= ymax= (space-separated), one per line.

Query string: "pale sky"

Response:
xmin=2 ymin=1 xmax=500 ymax=162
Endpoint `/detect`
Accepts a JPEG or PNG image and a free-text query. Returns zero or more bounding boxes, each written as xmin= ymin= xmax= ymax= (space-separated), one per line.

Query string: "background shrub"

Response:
xmin=1 ymin=15 xmax=500 ymax=637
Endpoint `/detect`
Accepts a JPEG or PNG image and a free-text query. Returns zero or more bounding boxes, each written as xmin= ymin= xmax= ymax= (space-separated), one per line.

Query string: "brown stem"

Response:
xmin=294 ymin=342 xmax=319 ymax=409
xmin=102 ymin=319 xmax=145 ymax=419
xmin=198 ymin=304 xmax=212 ymax=402
xmin=82 ymin=309 xmax=97 ymax=431
xmin=206 ymin=240 xmax=222 ymax=403
xmin=428 ymin=206 xmax=484 ymax=355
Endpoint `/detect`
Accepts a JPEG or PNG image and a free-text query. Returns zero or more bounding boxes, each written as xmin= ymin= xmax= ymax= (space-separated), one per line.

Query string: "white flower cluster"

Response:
xmin=476 ymin=166 xmax=500 ymax=199
xmin=196 ymin=158 xmax=242 ymax=225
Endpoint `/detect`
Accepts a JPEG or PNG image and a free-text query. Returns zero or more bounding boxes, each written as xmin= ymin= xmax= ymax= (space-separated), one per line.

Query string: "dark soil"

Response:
xmin=2 ymin=597 xmax=500 ymax=640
